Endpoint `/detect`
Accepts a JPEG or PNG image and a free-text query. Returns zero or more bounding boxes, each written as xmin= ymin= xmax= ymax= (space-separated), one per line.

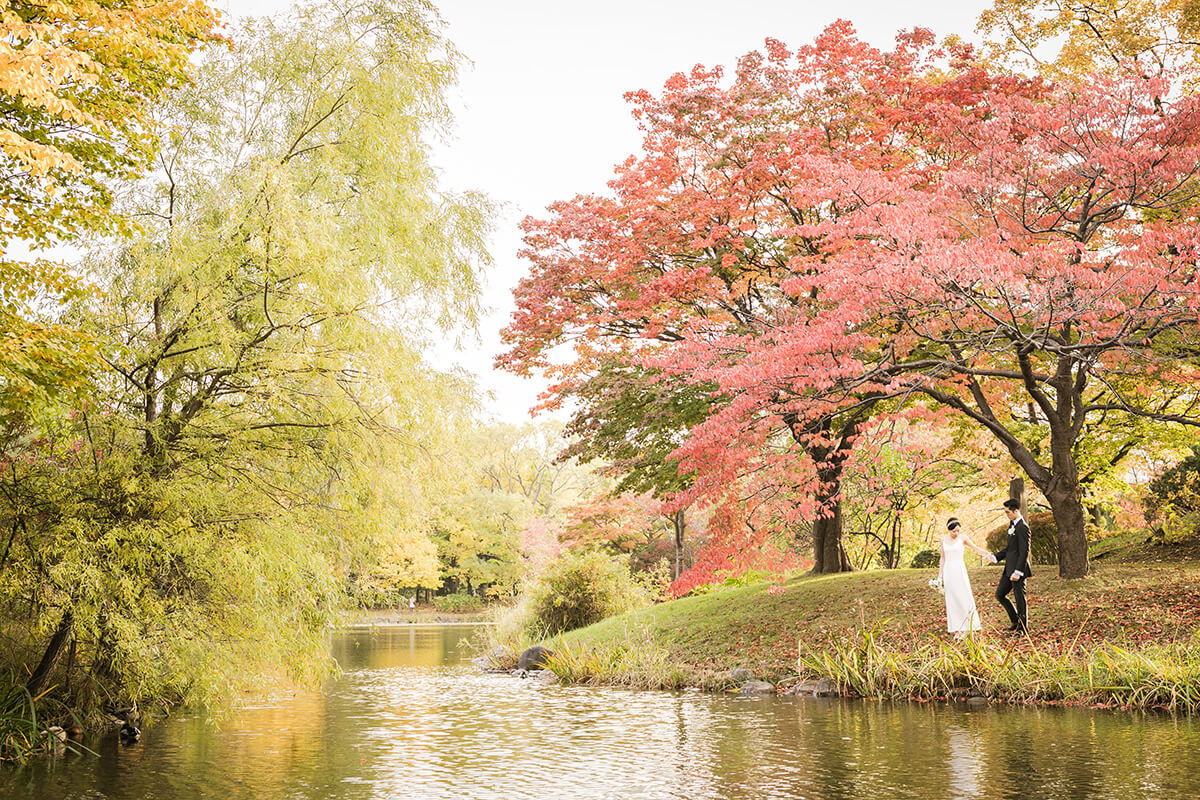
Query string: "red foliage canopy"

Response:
xmin=501 ymin=20 xmax=1200 ymax=581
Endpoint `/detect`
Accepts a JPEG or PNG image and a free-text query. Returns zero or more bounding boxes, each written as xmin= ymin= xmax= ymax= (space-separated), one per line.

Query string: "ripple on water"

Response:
xmin=3 ymin=626 xmax=1200 ymax=799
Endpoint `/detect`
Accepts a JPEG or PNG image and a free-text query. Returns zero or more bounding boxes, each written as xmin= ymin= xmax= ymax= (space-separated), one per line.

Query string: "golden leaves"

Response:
xmin=0 ymin=0 xmax=219 ymax=182
xmin=0 ymin=1 xmax=218 ymax=410
xmin=979 ymin=0 xmax=1200 ymax=85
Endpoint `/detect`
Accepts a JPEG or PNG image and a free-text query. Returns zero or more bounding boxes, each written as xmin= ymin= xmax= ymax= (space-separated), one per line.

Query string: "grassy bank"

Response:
xmin=527 ymin=537 xmax=1200 ymax=711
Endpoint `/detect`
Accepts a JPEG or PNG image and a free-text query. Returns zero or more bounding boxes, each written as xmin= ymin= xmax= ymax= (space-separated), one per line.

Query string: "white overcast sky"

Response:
xmin=222 ymin=0 xmax=989 ymax=422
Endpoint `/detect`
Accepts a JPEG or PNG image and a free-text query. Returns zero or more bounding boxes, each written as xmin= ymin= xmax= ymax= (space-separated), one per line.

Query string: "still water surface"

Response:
xmin=2 ymin=624 xmax=1199 ymax=799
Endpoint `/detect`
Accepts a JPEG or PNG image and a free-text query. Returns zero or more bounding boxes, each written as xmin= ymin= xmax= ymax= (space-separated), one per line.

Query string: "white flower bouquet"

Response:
xmin=927 ymin=576 xmax=945 ymax=594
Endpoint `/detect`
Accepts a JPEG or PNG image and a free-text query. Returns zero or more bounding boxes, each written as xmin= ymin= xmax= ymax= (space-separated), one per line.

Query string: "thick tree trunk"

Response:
xmin=671 ymin=509 xmax=686 ymax=580
xmin=812 ymin=498 xmax=850 ymax=574
xmin=25 ymin=611 xmax=74 ymax=698
xmin=1045 ymin=436 xmax=1089 ymax=579
xmin=1008 ymin=477 xmax=1026 ymax=516
xmin=785 ymin=411 xmax=865 ymax=576
xmin=1044 ymin=478 xmax=1089 ymax=578
xmin=807 ymin=453 xmax=852 ymax=574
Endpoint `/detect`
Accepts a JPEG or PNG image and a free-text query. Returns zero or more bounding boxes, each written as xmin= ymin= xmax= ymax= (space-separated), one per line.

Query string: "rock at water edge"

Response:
xmin=517 ymin=645 xmax=554 ymax=671
xmin=740 ymin=680 xmax=775 ymax=695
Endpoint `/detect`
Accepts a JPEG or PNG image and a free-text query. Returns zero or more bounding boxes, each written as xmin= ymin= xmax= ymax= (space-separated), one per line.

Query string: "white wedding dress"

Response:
xmin=941 ymin=534 xmax=981 ymax=635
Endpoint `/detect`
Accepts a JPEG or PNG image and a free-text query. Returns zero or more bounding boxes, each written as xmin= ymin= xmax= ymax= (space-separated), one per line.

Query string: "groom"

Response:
xmin=994 ymin=498 xmax=1032 ymax=634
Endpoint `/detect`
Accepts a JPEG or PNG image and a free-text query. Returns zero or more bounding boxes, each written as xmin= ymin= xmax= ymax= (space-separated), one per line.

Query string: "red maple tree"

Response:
xmin=502 ymin=22 xmax=1200 ymax=580
xmin=501 ymin=24 xmax=955 ymax=573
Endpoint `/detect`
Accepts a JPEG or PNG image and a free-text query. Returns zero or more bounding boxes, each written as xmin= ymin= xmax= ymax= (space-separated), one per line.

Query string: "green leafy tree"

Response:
xmin=1144 ymin=446 xmax=1200 ymax=540
xmin=392 ymin=420 xmax=605 ymax=599
xmin=470 ymin=420 xmax=599 ymax=517
xmin=0 ymin=0 xmax=488 ymax=716
xmin=558 ymin=358 xmax=714 ymax=578
xmin=428 ymin=493 xmax=526 ymax=598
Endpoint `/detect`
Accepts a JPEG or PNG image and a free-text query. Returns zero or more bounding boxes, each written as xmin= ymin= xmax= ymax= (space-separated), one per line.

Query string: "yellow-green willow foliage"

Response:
xmin=0 ymin=0 xmax=489 ymax=722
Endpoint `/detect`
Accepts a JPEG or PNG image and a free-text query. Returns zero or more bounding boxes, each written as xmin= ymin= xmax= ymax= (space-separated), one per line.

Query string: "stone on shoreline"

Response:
xmin=517 ymin=645 xmax=554 ymax=670
xmin=792 ymin=678 xmax=840 ymax=697
xmin=472 ymin=655 xmax=511 ymax=674
xmin=739 ymin=680 xmax=775 ymax=695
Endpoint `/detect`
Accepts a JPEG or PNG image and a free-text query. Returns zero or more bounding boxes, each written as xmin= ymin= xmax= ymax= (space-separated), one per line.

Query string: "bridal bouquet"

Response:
xmin=927 ymin=576 xmax=944 ymax=594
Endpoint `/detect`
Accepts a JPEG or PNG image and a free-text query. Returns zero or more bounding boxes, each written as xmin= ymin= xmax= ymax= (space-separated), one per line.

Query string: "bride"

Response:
xmin=938 ymin=517 xmax=996 ymax=638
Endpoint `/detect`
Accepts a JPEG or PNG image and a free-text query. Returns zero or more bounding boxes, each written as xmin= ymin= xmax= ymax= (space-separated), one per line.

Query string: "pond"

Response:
xmin=2 ymin=624 xmax=1198 ymax=799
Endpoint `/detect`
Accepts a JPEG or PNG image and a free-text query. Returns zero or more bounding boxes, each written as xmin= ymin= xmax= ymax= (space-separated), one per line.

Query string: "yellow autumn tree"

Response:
xmin=978 ymin=0 xmax=1200 ymax=82
xmin=0 ymin=0 xmax=220 ymax=410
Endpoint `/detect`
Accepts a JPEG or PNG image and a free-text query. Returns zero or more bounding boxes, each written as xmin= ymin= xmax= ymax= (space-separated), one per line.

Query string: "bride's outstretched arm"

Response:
xmin=963 ymin=535 xmax=997 ymax=562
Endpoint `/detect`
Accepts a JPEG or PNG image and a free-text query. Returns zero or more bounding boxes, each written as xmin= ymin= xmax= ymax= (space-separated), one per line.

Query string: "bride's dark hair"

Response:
xmin=946 ymin=517 xmax=960 ymax=531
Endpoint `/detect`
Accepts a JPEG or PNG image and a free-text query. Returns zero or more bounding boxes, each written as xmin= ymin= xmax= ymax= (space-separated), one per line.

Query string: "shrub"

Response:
xmin=432 ymin=593 xmax=484 ymax=613
xmin=909 ymin=550 xmax=938 ymax=569
xmin=985 ymin=511 xmax=1058 ymax=565
xmin=1144 ymin=448 xmax=1200 ymax=542
xmin=525 ymin=550 xmax=648 ymax=636
xmin=633 ymin=557 xmax=674 ymax=604
xmin=682 ymin=569 xmax=773 ymax=597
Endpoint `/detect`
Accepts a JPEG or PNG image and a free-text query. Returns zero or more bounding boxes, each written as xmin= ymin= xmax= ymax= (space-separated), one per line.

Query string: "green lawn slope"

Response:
xmin=558 ymin=537 xmax=1200 ymax=686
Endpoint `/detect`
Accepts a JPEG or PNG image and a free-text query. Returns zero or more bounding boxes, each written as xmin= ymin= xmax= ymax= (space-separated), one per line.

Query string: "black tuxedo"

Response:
xmin=994 ymin=517 xmax=1032 ymax=631
xmin=995 ymin=518 xmax=1032 ymax=579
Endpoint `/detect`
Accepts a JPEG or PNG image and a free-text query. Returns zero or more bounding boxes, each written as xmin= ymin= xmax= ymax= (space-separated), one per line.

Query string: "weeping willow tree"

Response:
xmin=0 ymin=0 xmax=489 ymax=720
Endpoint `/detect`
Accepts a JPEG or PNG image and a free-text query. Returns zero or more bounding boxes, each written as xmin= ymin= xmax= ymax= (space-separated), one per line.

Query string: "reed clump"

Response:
xmin=798 ymin=627 xmax=1200 ymax=712
xmin=0 ymin=688 xmax=42 ymax=765
xmin=544 ymin=635 xmax=700 ymax=690
xmin=0 ymin=671 xmax=88 ymax=764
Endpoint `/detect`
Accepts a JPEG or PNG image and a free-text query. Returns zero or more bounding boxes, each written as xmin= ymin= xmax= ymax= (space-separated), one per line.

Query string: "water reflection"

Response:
xmin=944 ymin=724 xmax=983 ymax=799
xmin=2 ymin=624 xmax=1198 ymax=799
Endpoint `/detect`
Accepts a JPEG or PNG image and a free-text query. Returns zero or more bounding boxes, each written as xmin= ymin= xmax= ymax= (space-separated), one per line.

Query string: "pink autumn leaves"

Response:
xmin=501 ymin=19 xmax=1200 ymax=584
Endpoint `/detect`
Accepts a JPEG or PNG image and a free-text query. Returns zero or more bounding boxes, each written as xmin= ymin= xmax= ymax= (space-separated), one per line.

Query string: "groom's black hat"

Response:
xmin=1002 ymin=499 xmax=1021 ymax=510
